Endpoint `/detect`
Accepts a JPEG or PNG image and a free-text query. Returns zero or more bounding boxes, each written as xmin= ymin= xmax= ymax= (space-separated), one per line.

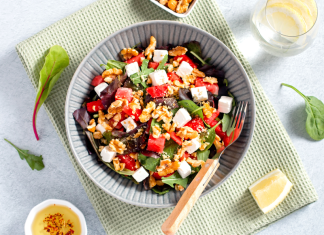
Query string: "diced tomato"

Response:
xmin=179 ymin=152 xmax=190 ymax=162
xmin=109 ymin=112 xmax=126 ymax=129
xmin=147 ymin=135 xmax=165 ymax=153
xmin=146 ymin=84 xmax=169 ymax=98
xmin=118 ymin=154 xmax=136 ymax=171
xmin=195 ymin=77 xmax=219 ymax=95
xmin=86 ymin=100 xmax=104 ymax=113
xmin=115 ymin=88 xmax=133 ymax=103
xmin=125 ymin=53 xmax=145 ymax=66
xmin=152 ymin=171 xmax=174 ymax=180
xmin=167 ymin=72 xmax=182 ymax=83
xmin=173 ymin=55 xmax=197 ymax=69
xmin=145 ymin=118 xmax=153 ymax=134
xmin=223 ymin=128 xmax=240 ymax=147
xmin=91 ymin=75 xmax=105 ymax=87
xmin=204 ymin=111 xmax=220 ymax=127
xmin=185 ymin=117 xmax=205 ymax=132
xmin=122 ymin=106 xmax=142 ymax=121
xmin=169 ymin=132 xmax=182 ymax=145
xmin=148 ymin=62 xmax=159 ymax=70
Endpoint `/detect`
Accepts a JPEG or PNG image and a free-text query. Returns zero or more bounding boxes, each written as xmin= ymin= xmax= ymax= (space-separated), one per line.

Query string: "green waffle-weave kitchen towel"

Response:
xmin=16 ymin=0 xmax=318 ymax=234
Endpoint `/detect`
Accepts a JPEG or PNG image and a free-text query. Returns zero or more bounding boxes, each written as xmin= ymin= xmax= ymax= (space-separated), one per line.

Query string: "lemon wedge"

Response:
xmin=249 ymin=169 xmax=293 ymax=214
xmin=299 ymin=0 xmax=317 ymax=22
xmin=267 ymin=0 xmax=314 ymax=30
xmin=266 ymin=3 xmax=307 ymax=36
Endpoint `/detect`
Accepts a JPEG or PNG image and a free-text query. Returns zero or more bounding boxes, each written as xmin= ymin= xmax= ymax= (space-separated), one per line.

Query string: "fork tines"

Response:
xmin=229 ymin=101 xmax=248 ymax=130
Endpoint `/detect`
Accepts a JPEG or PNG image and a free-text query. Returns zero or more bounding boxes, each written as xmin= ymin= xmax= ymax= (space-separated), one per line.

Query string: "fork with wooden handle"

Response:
xmin=161 ymin=101 xmax=248 ymax=235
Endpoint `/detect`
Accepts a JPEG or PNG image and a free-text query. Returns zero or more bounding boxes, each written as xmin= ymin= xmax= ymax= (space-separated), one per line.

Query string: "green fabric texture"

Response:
xmin=16 ymin=0 xmax=318 ymax=234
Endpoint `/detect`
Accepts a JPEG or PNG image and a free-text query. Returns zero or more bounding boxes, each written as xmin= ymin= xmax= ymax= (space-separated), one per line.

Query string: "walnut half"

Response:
xmin=144 ymin=36 xmax=156 ymax=60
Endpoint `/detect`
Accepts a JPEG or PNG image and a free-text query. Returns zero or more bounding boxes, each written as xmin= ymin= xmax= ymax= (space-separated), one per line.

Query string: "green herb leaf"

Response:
xmin=222 ymin=114 xmax=231 ymax=132
xmin=130 ymin=59 xmax=154 ymax=88
xmin=103 ymin=131 xmax=113 ymax=143
xmin=101 ymin=60 xmax=127 ymax=71
xmin=152 ymin=186 xmax=171 ymax=195
xmin=131 ymin=42 xmax=141 ymax=49
xmin=190 ymin=51 xmax=207 ymax=65
xmin=184 ymin=41 xmax=202 ymax=58
xmin=162 ymin=172 xmax=188 ymax=188
xmin=224 ymin=79 xmax=228 ymax=86
xmin=33 ymin=45 xmax=69 ymax=140
xmin=178 ymin=100 xmax=204 ymax=119
xmin=138 ymin=154 xmax=161 ymax=172
xmin=4 ymin=139 xmax=44 ymax=171
xmin=163 ymin=139 xmax=179 ymax=159
xmin=282 ymin=83 xmax=324 ymax=140
xmin=197 ymin=149 xmax=210 ymax=162
xmin=202 ymin=121 xmax=222 ymax=151
xmin=228 ymin=91 xmax=236 ymax=107
xmin=156 ymin=54 xmax=168 ymax=70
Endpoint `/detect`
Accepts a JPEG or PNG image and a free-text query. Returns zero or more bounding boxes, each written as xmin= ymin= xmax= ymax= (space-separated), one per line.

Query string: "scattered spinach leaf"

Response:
xmin=156 ymin=54 xmax=168 ymax=70
xmin=190 ymin=51 xmax=207 ymax=65
xmin=4 ymin=139 xmax=44 ymax=171
xmin=205 ymin=58 xmax=212 ymax=64
xmin=103 ymin=131 xmax=113 ymax=143
xmin=162 ymin=172 xmax=188 ymax=188
xmin=138 ymin=153 xmax=161 ymax=172
xmin=222 ymin=114 xmax=231 ymax=132
xmin=282 ymin=83 xmax=324 ymax=140
xmin=184 ymin=41 xmax=202 ymax=57
xmin=224 ymin=79 xmax=228 ymax=86
xmin=171 ymin=108 xmax=180 ymax=116
xmin=33 ymin=45 xmax=69 ymax=140
xmin=130 ymin=59 xmax=154 ymax=88
xmin=152 ymin=186 xmax=171 ymax=195
xmin=131 ymin=42 xmax=141 ymax=49
xmin=202 ymin=121 xmax=222 ymax=150
xmin=101 ymin=60 xmax=127 ymax=71
xmin=197 ymin=149 xmax=210 ymax=162
xmin=163 ymin=139 xmax=179 ymax=159
xmin=228 ymin=91 xmax=236 ymax=107
xmin=178 ymin=100 xmax=204 ymax=119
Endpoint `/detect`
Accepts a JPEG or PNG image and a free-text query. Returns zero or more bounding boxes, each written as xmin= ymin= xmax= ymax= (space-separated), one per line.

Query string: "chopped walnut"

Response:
xmin=101 ymin=138 xmax=108 ymax=145
xmin=144 ymin=36 xmax=156 ymax=60
xmin=162 ymin=121 xmax=177 ymax=133
xmin=108 ymin=99 xmax=128 ymax=115
xmin=163 ymin=133 xmax=170 ymax=140
xmin=176 ymin=126 xmax=199 ymax=140
xmin=173 ymin=141 xmax=192 ymax=161
xmin=113 ymin=157 xmax=125 ymax=171
xmin=104 ymin=75 xmax=117 ymax=84
xmin=139 ymin=101 xmax=156 ymax=123
xmin=203 ymin=77 xmax=218 ymax=84
xmin=120 ymin=48 xmax=139 ymax=60
xmin=159 ymin=0 xmax=168 ymax=5
xmin=199 ymin=142 xmax=210 ymax=151
xmin=168 ymin=46 xmax=188 ymax=56
xmin=133 ymin=91 xmax=144 ymax=108
xmin=172 ymin=57 xmax=183 ymax=68
xmin=87 ymin=119 xmax=96 ymax=132
xmin=147 ymin=77 xmax=152 ymax=84
xmin=109 ymin=139 xmax=126 ymax=154
xmin=186 ymin=157 xmax=205 ymax=167
xmin=152 ymin=125 xmax=162 ymax=138
xmin=133 ymin=128 xmax=144 ymax=138
xmin=176 ymin=0 xmax=190 ymax=13
xmin=102 ymin=68 xmax=123 ymax=79
xmin=182 ymin=75 xmax=196 ymax=86
xmin=156 ymin=159 xmax=181 ymax=177
xmin=203 ymin=102 xmax=217 ymax=119
xmin=167 ymin=64 xmax=174 ymax=73
xmin=129 ymin=153 xmax=138 ymax=160
xmin=175 ymin=184 xmax=185 ymax=191
xmin=129 ymin=98 xmax=142 ymax=112
xmin=135 ymin=160 xmax=140 ymax=169
xmin=93 ymin=131 xmax=103 ymax=139
xmin=156 ymin=180 xmax=165 ymax=186
xmin=168 ymin=0 xmax=178 ymax=11
xmin=152 ymin=105 xmax=173 ymax=123
xmin=149 ymin=171 xmax=157 ymax=188
xmin=192 ymin=68 xmax=205 ymax=78
xmin=173 ymin=80 xmax=185 ymax=88
xmin=167 ymin=85 xmax=180 ymax=98
xmin=214 ymin=135 xmax=224 ymax=150
xmin=99 ymin=146 xmax=105 ymax=152
xmin=170 ymin=122 xmax=178 ymax=132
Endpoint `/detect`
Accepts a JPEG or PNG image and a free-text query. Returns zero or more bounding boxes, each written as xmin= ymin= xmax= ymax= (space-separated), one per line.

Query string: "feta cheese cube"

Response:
xmin=94 ymin=82 xmax=108 ymax=96
xmin=100 ymin=146 xmax=116 ymax=163
xmin=173 ymin=108 xmax=192 ymax=127
xmin=153 ymin=50 xmax=168 ymax=63
xmin=96 ymin=124 xmax=106 ymax=134
xmin=176 ymin=61 xmax=193 ymax=77
xmin=121 ymin=117 xmax=137 ymax=132
xmin=125 ymin=62 xmax=139 ymax=77
xmin=191 ymin=86 xmax=208 ymax=102
xmin=177 ymin=161 xmax=192 ymax=179
xmin=132 ymin=166 xmax=149 ymax=182
xmin=186 ymin=137 xmax=201 ymax=154
xmin=218 ymin=96 xmax=233 ymax=114
xmin=149 ymin=70 xmax=168 ymax=86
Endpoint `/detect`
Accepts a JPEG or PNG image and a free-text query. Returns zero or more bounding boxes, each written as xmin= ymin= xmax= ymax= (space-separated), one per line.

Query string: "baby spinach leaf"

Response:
xmin=4 ymin=139 xmax=44 ymax=171
xmin=228 ymin=91 xmax=236 ymax=107
xmin=103 ymin=131 xmax=113 ymax=143
xmin=101 ymin=60 xmax=127 ymax=71
xmin=171 ymin=108 xmax=180 ymax=115
xmin=222 ymin=114 xmax=231 ymax=132
xmin=282 ymin=83 xmax=324 ymax=140
xmin=163 ymin=139 xmax=179 ymax=159
xmin=156 ymin=54 xmax=168 ymax=70
xmin=190 ymin=51 xmax=207 ymax=65
xmin=152 ymin=186 xmax=171 ymax=195
xmin=33 ymin=45 xmax=69 ymax=140
xmin=184 ymin=41 xmax=202 ymax=57
xmin=197 ymin=149 xmax=210 ymax=162
xmin=178 ymin=100 xmax=204 ymax=119
xmin=162 ymin=172 xmax=188 ymax=188
xmin=202 ymin=121 xmax=222 ymax=150
xmin=130 ymin=59 xmax=154 ymax=88
xmin=138 ymin=153 xmax=161 ymax=172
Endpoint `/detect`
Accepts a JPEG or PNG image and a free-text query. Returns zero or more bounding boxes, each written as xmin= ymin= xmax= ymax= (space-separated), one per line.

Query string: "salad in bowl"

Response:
xmin=73 ymin=36 xmax=236 ymax=195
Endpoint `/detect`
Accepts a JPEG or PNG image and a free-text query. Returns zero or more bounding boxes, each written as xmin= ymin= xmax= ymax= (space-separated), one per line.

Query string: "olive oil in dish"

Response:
xmin=31 ymin=204 xmax=82 ymax=235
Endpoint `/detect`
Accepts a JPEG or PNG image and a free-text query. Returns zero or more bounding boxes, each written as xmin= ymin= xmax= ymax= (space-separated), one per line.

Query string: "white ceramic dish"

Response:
xmin=25 ymin=199 xmax=87 ymax=235
xmin=150 ymin=0 xmax=199 ymax=18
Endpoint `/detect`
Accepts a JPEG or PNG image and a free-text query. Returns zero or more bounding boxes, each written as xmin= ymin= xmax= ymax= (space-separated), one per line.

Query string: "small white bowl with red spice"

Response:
xmin=150 ymin=0 xmax=199 ymax=18
xmin=25 ymin=199 xmax=87 ymax=235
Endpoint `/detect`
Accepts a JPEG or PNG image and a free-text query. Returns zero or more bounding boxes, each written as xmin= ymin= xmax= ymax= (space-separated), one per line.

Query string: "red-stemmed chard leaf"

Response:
xmin=33 ymin=45 xmax=69 ymax=140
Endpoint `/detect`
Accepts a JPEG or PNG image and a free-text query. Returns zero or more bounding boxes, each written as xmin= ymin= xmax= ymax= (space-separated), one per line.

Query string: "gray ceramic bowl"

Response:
xmin=65 ymin=20 xmax=255 ymax=208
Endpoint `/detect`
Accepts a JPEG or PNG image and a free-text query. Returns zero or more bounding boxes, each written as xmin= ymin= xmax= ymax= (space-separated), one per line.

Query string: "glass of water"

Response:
xmin=250 ymin=0 xmax=318 ymax=57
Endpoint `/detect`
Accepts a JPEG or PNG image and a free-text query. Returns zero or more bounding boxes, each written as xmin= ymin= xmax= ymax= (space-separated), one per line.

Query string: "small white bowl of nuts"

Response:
xmin=150 ymin=0 xmax=199 ymax=18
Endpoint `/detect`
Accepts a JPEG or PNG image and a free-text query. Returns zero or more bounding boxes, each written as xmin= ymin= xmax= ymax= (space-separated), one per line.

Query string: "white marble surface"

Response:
xmin=0 ymin=0 xmax=323 ymax=234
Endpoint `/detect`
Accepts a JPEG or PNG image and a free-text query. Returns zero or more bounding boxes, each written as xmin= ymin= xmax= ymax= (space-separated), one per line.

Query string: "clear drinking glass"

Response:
xmin=250 ymin=0 xmax=318 ymax=57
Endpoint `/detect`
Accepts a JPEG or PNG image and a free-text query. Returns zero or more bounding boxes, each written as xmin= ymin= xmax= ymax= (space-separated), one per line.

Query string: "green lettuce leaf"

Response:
xmin=138 ymin=153 xmax=161 ymax=172
xmin=162 ymin=172 xmax=188 ymax=188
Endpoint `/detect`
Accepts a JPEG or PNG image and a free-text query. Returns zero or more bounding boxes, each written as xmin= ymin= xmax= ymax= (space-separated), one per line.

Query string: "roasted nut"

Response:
xmin=101 ymin=138 xmax=108 ymax=145
xmin=176 ymin=0 xmax=190 ymax=13
xmin=102 ymin=68 xmax=123 ymax=79
xmin=93 ymin=131 xmax=103 ymax=139
xmin=99 ymin=146 xmax=105 ymax=152
xmin=199 ymin=142 xmax=209 ymax=151
xmin=192 ymin=68 xmax=205 ymax=78
xmin=109 ymin=139 xmax=126 ymax=154
xmin=149 ymin=172 xmax=157 ymax=188
xmin=159 ymin=0 xmax=168 ymax=5
xmin=87 ymin=119 xmax=96 ymax=132
xmin=113 ymin=157 xmax=120 ymax=171
xmin=163 ymin=133 xmax=171 ymax=140
xmin=129 ymin=98 xmax=142 ymax=112
xmin=203 ymin=102 xmax=216 ymax=119
xmin=169 ymin=46 xmax=188 ymax=56
xmin=152 ymin=125 xmax=162 ymax=138
xmin=214 ymin=135 xmax=224 ymax=150
xmin=172 ymin=57 xmax=182 ymax=68
xmin=203 ymin=77 xmax=218 ymax=84
xmin=108 ymin=99 xmax=128 ymax=115
xmin=175 ymin=184 xmax=185 ymax=191
xmin=173 ymin=80 xmax=185 ymax=88
xmin=156 ymin=159 xmax=181 ymax=177
xmin=104 ymin=75 xmax=117 ymax=84
xmin=144 ymin=36 xmax=156 ymax=60
xmin=167 ymin=64 xmax=174 ymax=73
xmin=156 ymin=180 xmax=165 ymax=186
xmin=133 ymin=128 xmax=144 ymax=138
xmin=176 ymin=126 xmax=199 ymax=140
xmin=182 ymin=75 xmax=196 ymax=86
xmin=120 ymin=48 xmax=139 ymax=60
xmin=139 ymin=101 xmax=156 ymax=123
xmin=186 ymin=157 xmax=205 ymax=167
xmin=168 ymin=0 xmax=178 ymax=11
xmin=152 ymin=105 xmax=173 ymax=123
